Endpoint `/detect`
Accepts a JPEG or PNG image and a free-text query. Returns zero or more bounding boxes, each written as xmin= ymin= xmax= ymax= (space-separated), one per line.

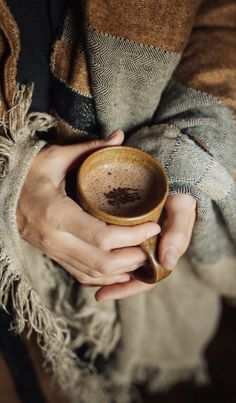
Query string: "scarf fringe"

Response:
xmin=42 ymin=257 xmax=121 ymax=362
xmin=0 ymin=84 xmax=56 ymax=144
xmin=0 ymin=249 xmax=104 ymax=401
xmin=0 ymin=83 xmax=121 ymax=401
xmin=1 ymin=83 xmax=213 ymax=403
xmin=0 ymin=253 xmax=129 ymax=402
xmin=68 ymin=304 xmax=121 ymax=361
xmin=0 ymin=83 xmax=88 ymax=399
xmin=0 ymin=250 xmax=72 ymax=364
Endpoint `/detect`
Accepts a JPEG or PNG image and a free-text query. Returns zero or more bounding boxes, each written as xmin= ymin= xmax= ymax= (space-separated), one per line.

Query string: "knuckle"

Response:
xmin=103 ymin=254 xmax=116 ymax=273
xmin=182 ymin=195 xmax=197 ymax=211
xmin=94 ymin=259 xmax=105 ymax=274
xmin=39 ymin=234 xmax=54 ymax=251
xmin=101 ymin=278 xmax=111 ymax=285
xmin=45 ymin=144 xmax=60 ymax=155
xmin=100 ymin=264 xmax=110 ymax=275
xmin=87 ymin=139 xmax=100 ymax=149
xmin=105 ymin=252 xmax=117 ymax=271
xmin=88 ymin=271 xmax=101 ymax=279
xmin=93 ymin=231 xmax=110 ymax=250
xmin=175 ymin=231 xmax=188 ymax=247
xmin=101 ymin=263 xmax=110 ymax=275
xmin=95 ymin=257 xmax=111 ymax=275
xmin=43 ymin=204 xmax=55 ymax=225
xmin=44 ymin=145 xmax=62 ymax=165
xmin=187 ymin=195 xmax=196 ymax=205
xmin=76 ymin=273 xmax=89 ymax=285
xmin=167 ymin=194 xmax=196 ymax=213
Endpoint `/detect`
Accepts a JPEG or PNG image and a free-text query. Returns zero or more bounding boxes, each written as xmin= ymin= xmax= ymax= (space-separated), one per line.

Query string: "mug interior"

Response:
xmin=77 ymin=146 xmax=168 ymax=223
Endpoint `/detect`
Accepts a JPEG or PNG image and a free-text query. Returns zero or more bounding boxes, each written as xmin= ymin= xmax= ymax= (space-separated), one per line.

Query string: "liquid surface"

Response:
xmin=82 ymin=163 xmax=159 ymax=217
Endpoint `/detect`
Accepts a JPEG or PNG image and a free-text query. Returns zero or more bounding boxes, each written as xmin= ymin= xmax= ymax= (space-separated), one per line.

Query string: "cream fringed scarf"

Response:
xmin=1 ymin=0 xmax=236 ymax=401
xmin=0 ymin=88 xmax=219 ymax=403
xmin=0 ymin=85 xmax=225 ymax=403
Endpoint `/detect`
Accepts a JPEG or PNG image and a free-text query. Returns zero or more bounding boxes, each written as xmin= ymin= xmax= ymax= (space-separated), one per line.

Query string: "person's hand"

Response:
xmin=16 ymin=130 xmax=160 ymax=287
xmin=95 ymin=194 xmax=196 ymax=301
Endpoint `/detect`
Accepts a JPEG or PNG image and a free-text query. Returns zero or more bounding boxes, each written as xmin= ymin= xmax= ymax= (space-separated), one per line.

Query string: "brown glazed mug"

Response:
xmin=76 ymin=146 xmax=171 ymax=284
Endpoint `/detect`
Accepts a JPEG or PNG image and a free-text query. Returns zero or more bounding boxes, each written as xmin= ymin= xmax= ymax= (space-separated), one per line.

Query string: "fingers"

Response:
xmin=61 ymin=129 xmax=124 ymax=171
xmin=60 ymin=197 xmax=160 ymax=250
xmin=95 ymin=195 xmax=196 ymax=300
xmin=105 ymin=247 xmax=147 ymax=274
xmin=47 ymin=231 xmax=147 ymax=276
xmin=158 ymin=194 xmax=196 ymax=271
xmin=91 ymin=222 xmax=160 ymax=250
xmin=44 ymin=130 xmax=124 ymax=179
xmin=95 ymin=278 xmax=155 ymax=301
xmin=53 ymin=257 xmax=130 ymax=286
xmin=58 ymin=196 xmax=106 ymax=240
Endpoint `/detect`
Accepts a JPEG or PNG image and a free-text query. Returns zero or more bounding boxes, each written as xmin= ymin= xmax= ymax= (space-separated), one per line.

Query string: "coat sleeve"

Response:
xmin=126 ymin=0 xmax=236 ymax=295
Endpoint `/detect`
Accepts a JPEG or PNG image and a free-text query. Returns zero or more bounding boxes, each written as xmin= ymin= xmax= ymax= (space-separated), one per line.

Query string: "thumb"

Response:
xmin=158 ymin=195 xmax=196 ymax=271
xmin=50 ymin=130 xmax=124 ymax=175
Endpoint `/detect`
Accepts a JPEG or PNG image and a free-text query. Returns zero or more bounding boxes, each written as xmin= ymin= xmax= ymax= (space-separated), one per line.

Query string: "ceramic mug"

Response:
xmin=76 ymin=146 xmax=171 ymax=284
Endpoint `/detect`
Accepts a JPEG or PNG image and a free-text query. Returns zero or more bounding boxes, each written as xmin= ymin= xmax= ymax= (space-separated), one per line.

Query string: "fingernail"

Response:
xmin=96 ymin=294 xmax=109 ymax=302
xmin=162 ymin=247 xmax=179 ymax=270
xmin=105 ymin=130 xmax=123 ymax=141
xmin=146 ymin=225 xmax=161 ymax=238
xmin=105 ymin=131 xmax=118 ymax=141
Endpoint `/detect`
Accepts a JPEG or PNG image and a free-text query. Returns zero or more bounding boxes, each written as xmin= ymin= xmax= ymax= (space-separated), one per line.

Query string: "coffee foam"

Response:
xmin=82 ymin=163 xmax=159 ymax=217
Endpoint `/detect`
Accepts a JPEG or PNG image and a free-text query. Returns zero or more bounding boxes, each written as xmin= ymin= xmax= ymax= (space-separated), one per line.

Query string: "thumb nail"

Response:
xmin=162 ymin=247 xmax=179 ymax=270
xmin=105 ymin=130 xmax=123 ymax=142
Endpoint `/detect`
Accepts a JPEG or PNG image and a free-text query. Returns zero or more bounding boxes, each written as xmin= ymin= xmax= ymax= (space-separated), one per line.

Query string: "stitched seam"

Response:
xmin=86 ymin=24 xmax=179 ymax=55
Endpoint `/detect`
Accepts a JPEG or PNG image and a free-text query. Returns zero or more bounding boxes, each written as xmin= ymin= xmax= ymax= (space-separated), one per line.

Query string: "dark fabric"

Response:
xmin=0 ymin=309 xmax=46 ymax=403
xmin=51 ymin=77 xmax=97 ymax=133
xmin=0 ymin=2 xmax=65 ymax=402
xmin=7 ymin=0 xmax=66 ymax=113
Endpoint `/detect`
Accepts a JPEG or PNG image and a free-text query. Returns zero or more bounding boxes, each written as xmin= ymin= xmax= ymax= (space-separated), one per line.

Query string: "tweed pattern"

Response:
xmin=86 ymin=26 xmax=181 ymax=135
xmin=51 ymin=41 xmax=91 ymax=97
xmin=51 ymin=7 xmax=90 ymax=97
xmin=50 ymin=8 xmax=98 ymax=141
xmin=154 ymin=80 xmax=236 ymax=173
xmin=126 ymin=123 xmax=236 ymax=264
xmin=126 ymin=78 xmax=236 ymax=266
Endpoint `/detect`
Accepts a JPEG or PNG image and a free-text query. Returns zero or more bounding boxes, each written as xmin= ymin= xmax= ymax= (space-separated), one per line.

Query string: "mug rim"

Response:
xmin=77 ymin=145 xmax=169 ymax=224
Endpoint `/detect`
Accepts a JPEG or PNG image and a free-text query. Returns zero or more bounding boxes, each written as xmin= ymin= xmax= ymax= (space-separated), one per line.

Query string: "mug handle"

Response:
xmin=131 ymin=235 xmax=171 ymax=284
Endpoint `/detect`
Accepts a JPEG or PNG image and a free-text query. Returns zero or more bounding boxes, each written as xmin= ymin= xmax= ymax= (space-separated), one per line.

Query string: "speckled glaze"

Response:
xmin=77 ymin=146 xmax=170 ymax=284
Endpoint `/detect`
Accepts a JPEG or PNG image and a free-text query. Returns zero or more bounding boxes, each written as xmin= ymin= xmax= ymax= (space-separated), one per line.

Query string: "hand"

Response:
xmin=16 ymin=130 xmax=160 ymax=287
xmin=95 ymin=194 xmax=196 ymax=301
